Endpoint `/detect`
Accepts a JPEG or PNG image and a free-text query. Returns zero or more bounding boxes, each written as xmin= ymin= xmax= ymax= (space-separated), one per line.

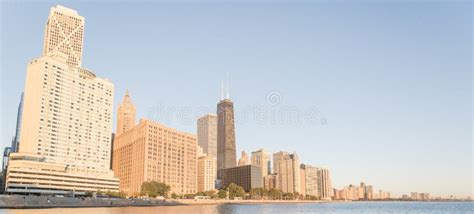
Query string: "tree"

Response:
xmin=171 ymin=193 xmax=178 ymax=199
xmin=227 ymin=183 xmax=245 ymax=200
xmin=204 ymin=190 xmax=217 ymax=198
xmin=218 ymin=189 xmax=227 ymax=199
xmin=250 ymin=188 xmax=267 ymax=200
xmin=140 ymin=181 xmax=171 ymax=197
xmin=267 ymin=188 xmax=283 ymax=200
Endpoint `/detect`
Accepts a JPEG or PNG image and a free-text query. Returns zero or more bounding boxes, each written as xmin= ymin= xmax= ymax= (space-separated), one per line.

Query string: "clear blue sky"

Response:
xmin=0 ymin=1 xmax=472 ymax=198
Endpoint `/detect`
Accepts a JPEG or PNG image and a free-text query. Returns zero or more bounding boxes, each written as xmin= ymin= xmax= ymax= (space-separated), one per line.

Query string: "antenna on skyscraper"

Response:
xmin=221 ymin=80 xmax=224 ymax=100
xmin=226 ymin=72 xmax=230 ymax=99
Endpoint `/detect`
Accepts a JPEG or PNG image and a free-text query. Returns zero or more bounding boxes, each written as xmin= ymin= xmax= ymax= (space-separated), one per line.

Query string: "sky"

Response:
xmin=0 ymin=1 xmax=472 ymax=198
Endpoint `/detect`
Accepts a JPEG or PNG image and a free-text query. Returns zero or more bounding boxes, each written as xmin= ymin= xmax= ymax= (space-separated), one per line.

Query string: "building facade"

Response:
xmin=316 ymin=167 xmax=333 ymax=200
xmin=112 ymin=119 xmax=198 ymax=196
xmin=197 ymin=114 xmax=217 ymax=158
xmin=251 ymin=149 xmax=271 ymax=178
xmin=216 ymin=98 xmax=236 ymax=178
xmin=116 ymin=91 xmax=136 ymax=136
xmin=301 ymin=164 xmax=320 ymax=197
xmin=197 ymin=155 xmax=217 ymax=192
xmin=219 ymin=165 xmax=262 ymax=191
xmin=5 ymin=5 xmax=119 ymax=195
xmin=273 ymin=151 xmax=301 ymax=194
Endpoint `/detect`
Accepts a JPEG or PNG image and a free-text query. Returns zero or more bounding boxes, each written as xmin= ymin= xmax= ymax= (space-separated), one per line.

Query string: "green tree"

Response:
xmin=218 ymin=189 xmax=227 ymax=199
xmin=250 ymin=188 xmax=267 ymax=200
xmin=227 ymin=183 xmax=245 ymax=200
xmin=267 ymin=188 xmax=283 ymax=200
xmin=204 ymin=190 xmax=217 ymax=198
xmin=140 ymin=181 xmax=171 ymax=197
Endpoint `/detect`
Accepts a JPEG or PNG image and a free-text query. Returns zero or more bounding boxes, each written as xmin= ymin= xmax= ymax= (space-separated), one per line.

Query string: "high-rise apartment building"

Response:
xmin=251 ymin=149 xmax=271 ymax=178
xmin=300 ymin=164 xmax=320 ymax=197
xmin=238 ymin=151 xmax=249 ymax=166
xmin=112 ymin=119 xmax=198 ymax=196
xmin=197 ymin=114 xmax=217 ymax=158
xmin=43 ymin=5 xmax=84 ymax=68
xmin=273 ymin=151 xmax=301 ymax=194
xmin=4 ymin=5 xmax=119 ymax=195
xmin=217 ymin=96 xmax=236 ymax=178
xmin=316 ymin=167 xmax=333 ymax=200
xmin=197 ymin=154 xmax=217 ymax=192
xmin=116 ymin=91 xmax=136 ymax=136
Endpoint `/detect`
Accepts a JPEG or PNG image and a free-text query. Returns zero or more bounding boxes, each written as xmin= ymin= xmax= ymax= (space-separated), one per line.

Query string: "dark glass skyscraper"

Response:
xmin=217 ymin=97 xmax=236 ymax=178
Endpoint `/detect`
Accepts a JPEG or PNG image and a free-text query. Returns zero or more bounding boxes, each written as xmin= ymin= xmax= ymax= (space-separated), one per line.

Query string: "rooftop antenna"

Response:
xmin=221 ymin=80 xmax=224 ymax=100
xmin=226 ymin=72 xmax=230 ymax=99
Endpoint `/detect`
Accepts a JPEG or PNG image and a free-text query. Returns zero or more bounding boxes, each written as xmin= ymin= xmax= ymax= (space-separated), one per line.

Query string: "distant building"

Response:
xmin=10 ymin=93 xmax=24 ymax=153
xmin=116 ymin=91 xmax=136 ymax=136
xmin=197 ymin=114 xmax=218 ymax=159
xmin=365 ymin=185 xmax=374 ymax=200
xmin=316 ymin=167 xmax=333 ymax=200
xmin=238 ymin=151 xmax=249 ymax=166
xmin=410 ymin=192 xmax=419 ymax=200
xmin=273 ymin=151 xmax=301 ymax=194
xmin=217 ymin=94 xmax=236 ymax=178
xmin=251 ymin=149 xmax=271 ymax=180
xmin=300 ymin=164 xmax=320 ymax=198
xmin=219 ymin=165 xmax=262 ymax=191
xmin=112 ymin=119 xmax=198 ymax=196
xmin=264 ymin=174 xmax=277 ymax=190
xmin=197 ymin=154 xmax=217 ymax=192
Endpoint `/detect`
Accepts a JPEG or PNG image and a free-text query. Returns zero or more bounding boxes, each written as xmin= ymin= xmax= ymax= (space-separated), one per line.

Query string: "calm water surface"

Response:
xmin=1 ymin=202 xmax=472 ymax=214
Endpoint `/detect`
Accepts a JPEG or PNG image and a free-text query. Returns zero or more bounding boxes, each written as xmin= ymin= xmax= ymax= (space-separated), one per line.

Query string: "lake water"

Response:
xmin=1 ymin=202 xmax=472 ymax=214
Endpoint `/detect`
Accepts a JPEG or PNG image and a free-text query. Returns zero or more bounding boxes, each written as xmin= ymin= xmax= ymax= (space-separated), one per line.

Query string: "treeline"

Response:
xmin=139 ymin=181 xmax=320 ymax=201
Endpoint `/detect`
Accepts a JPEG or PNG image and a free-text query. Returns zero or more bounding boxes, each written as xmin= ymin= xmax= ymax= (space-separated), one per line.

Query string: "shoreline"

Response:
xmin=1 ymin=195 xmax=471 ymax=209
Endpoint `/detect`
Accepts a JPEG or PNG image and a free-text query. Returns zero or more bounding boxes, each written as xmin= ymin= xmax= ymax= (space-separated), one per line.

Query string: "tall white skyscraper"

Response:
xmin=273 ymin=151 xmax=301 ymax=194
xmin=5 ymin=5 xmax=118 ymax=195
xmin=197 ymin=114 xmax=217 ymax=158
xmin=43 ymin=5 xmax=85 ymax=68
xmin=316 ymin=167 xmax=333 ymax=200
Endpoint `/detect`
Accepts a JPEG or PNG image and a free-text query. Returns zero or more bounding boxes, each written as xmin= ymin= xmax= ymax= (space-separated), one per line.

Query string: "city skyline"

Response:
xmin=0 ymin=2 xmax=471 ymax=198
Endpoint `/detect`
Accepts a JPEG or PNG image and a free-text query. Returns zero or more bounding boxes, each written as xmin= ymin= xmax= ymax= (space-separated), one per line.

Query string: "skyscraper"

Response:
xmin=251 ymin=149 xmax=271 ymax=182
xmin=301 ymin=164 xmax=320 ymax=198
xmin=197 ymin=114 xmax=217 ymax=158
xmin=11 ymin=93 xmax=24 ymax=153
xmin=238 ymin=151 xmax=249 ymax=166
xmin=316 ymin=167 xmax=333 ymax=200
xmin=216 ymin=90 xmax=236 ymax=178
xmin=273 ymin=151 xmax=301 ymax=194
xmin=4 ymin=5 xmax=118 ymax=195
xmin=43 ymin=5 xmax=84 ymax=68
xmin=116 ymin=91 xmax=136 ymax=136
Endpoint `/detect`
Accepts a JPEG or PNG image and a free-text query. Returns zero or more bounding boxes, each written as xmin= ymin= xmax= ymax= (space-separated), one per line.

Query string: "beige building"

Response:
xmin=300 ymin=164 xmax=320 ymax=197
xmin=112 ymin=119 xmax=198 ymax=196
xmin=43 ymin=5 xmax=84 ymax=68
xmin=5 ymin=5 xmax=118 ymax=195
xmin=273 ymin=151 xmax=301 ymax=194
xmin=6 ymin=153 xmax=118 ymax=194
xmin=197 ymin=114 xmax=217 ymax=159
xmin=116 ymin=91 xmax=136 ymax=135
xmin=197 ymin=154 xmax=217 ymax=192
xmin=263 ymin=174 xmax=277 ymax=190
xmin=238 ymin=151 xmax=249 ymax=166
xmin=316 ymin=167 xmax=333 ymax=200
xmin=251 ymin=149 xmax=271 ymax=179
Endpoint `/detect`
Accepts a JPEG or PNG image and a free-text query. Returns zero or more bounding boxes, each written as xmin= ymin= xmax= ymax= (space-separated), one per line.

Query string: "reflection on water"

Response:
xmin=1 ymin=202 xmax=473 ymax=214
